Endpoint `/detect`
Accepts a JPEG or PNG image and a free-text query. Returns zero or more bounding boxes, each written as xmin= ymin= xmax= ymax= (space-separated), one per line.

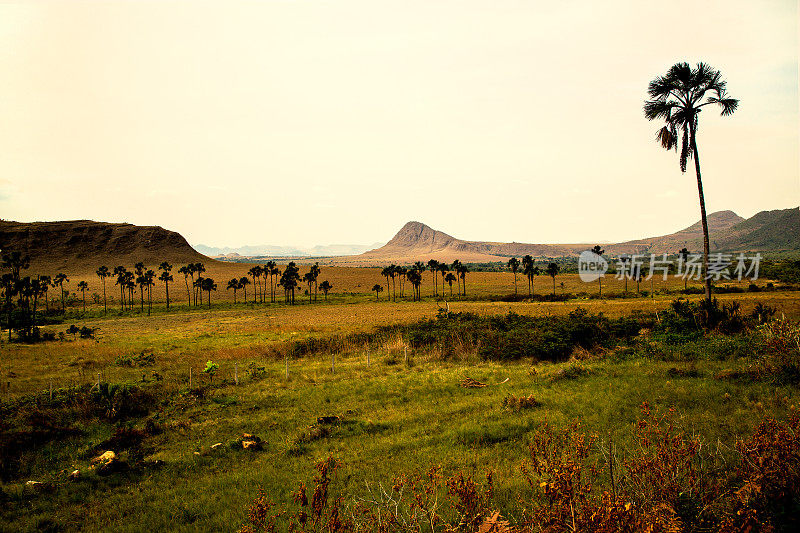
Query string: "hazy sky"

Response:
xmin=1 ymin=1 xmax=797 ymax=248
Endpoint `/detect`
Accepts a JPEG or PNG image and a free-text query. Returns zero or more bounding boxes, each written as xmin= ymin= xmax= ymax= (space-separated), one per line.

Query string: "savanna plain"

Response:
xmin=2 ymin=265 xmax=800 ymax=532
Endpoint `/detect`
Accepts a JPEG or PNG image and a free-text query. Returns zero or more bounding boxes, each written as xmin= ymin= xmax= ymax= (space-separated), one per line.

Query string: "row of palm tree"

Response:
xmin=375 ymin=260 xmax=471 ymax=302
xmin=507 ymin=255 xmax=562 ymax=297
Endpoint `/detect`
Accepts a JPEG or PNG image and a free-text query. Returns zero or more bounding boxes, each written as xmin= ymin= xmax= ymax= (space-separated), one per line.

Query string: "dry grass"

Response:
xmin=23 ymin=259 xmax=779 ymax=309
xmin=3 ymin=290 xmax=799 ymax=399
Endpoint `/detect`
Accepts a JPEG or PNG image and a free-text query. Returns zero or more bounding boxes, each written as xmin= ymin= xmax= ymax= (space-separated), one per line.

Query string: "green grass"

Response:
xmin=1 ymin=323 xmax=797 ymax=531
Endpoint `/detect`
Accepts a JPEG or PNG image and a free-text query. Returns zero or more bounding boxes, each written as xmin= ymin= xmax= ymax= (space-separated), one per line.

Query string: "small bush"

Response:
xmin=502 ymin=394 xmax=541 ymax=410
xmin=115 ymin=351 xmax=156 ymax=367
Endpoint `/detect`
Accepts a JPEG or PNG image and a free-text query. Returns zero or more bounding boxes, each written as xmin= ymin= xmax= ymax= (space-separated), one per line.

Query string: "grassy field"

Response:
xmin=1 ymin=270 xmax=799 ymax=531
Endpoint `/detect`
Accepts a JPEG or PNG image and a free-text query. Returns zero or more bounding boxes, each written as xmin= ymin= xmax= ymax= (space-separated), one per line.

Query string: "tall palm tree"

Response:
xmin=450 ymin=260 xmax=462 ymax=295
xmin=201 ymin=277 xmax=217 ymax=308
xmin=522 ymin=255 xmax=540 ymax=298
xmin=406 ymin=269 xmax=422 ymax=301
xmin=158 ymin=262 xmax=173 ymax=309
xmin=591 ymin=245 xmax=605 ymax=298
xmin=265 ymin=261 xmax=277 ymax=303
xmin=96 ymin=266 xmax=110 ymax=314
xmin=371 ymin=284 xmax=384 ymax=301
xmin=193 ymin=263 xmax=206 ymax=306
xmin=309 ymin=263 xmax=321 ymax=302
xmin=248 ymin=266 xmax=261 ymax=303
xmin=270 ymin=265 xmax=281 ymax=303
xmin=39 ymin=275 xmax=51 ymax=313
xmin=227 ymin=278 xmax=241 ymax=303
xmin=144 ymin=269 xmax=155 ymax=315
xmin=77 ymin=281 xmax=89 ymax=313
xmin=395 ymin=266 xmax=407 ymax=298
xmin=456 ymin=263 xmax=468 ymax=297
xmin=546 ymin=263 xmax=560 ymax=296
xmin=381 ymin=266 xmax=393 ymax=300
xmin=507 ymin=257 xmax=520 ymax=295
xmin=444 ymin=272 xmax=456 ymax=296
xmin=319 ymin=280 xmax=332 ymax=301
xmin=644 ymin=62 xmax=738 ymax=306
xmin=125 ymin=275 xmax=135 ymax=308
xmin=177 ymin=265 xmax=191 ymax=307
xmin=113 ymin=266 xmax=127 ymax=311
xmin=303 ymin=271 xmax=315 ymax=303
xmin=428 ymin=259 xmax=439 ymax=297
xmin=1 ymin=251 xmax=29 ymax=280
xmin=239 ymin=277 xmax=250 ymax=302
xmin=134 ymin=262 xmax=146 ymax=312
xmin=53 ymin=273 xmax=69 ymax=312
xmin=437 ymin=263 xmax=449 ymax=299
xmin=279 ymin=262 xmax=300 ymax=304
xmin=185 ymin=263 xmax=196 ymax=307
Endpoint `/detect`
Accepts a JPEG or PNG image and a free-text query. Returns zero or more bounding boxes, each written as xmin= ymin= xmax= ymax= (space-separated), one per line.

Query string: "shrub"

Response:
xmin=238 ymin=405 xmax=800 ymax=532
xmin=502 ymin=394 xmax=541 ymax=411
xmin=115 ymin=351 xmax=156 ymax=367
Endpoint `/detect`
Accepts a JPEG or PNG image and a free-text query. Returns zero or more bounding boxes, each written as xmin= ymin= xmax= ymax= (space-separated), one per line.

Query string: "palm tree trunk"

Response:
xmin=102 ymin=279 xmax=107 ymax=313
xmin=690 ymin=125 xmax=712 ymax=305
xmin=165 ymin=280 xmax=170 ymax=309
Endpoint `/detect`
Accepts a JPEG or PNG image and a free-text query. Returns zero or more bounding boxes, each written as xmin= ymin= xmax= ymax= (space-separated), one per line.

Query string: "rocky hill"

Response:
xmin=341 ymin=207 xmax=799 ymax=264
xmin=0 ymin=220 xmax=210 ymax=272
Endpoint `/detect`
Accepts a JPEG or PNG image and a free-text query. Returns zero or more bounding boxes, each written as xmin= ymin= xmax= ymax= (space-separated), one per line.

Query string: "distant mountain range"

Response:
xmin=193 ymin=242 xmax=383 ymax=259
xmin=2 ymin=207 xmax=796 ymax=271
xmin=336 ymin=207 xmax=799 ymax=264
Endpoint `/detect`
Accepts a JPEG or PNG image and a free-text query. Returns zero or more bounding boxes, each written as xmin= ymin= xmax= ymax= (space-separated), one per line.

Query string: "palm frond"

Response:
xmin=647 ymin=76 xmax=673 ymax=99
xmin=693 ymin=62 xmax=719 ymax=89
xmin=670 ymin=106 xmax=690 ymax=127
xmin=667 ymin=62 xmax=693 ymax=89
xmin=643 ymin=100 xmax=677 ymax=121
xmin=655 ymin=126 xmax=677 ymax=150
xmin=718 ymin=97 xmax=739 ymax=116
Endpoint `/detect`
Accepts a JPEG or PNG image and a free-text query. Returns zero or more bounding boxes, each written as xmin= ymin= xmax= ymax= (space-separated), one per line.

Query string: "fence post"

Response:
xmin=404 ymin=346 xmax=408 ymax=364
xmin=332 ymin=353 xmax=336 ymax=374
xmin=235 ymin=363 xmax=239 ymax=385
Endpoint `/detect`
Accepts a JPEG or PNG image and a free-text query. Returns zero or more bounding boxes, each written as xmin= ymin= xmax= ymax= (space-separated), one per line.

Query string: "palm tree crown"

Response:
xmin=644 ymin=62 xmax=738 ymax=172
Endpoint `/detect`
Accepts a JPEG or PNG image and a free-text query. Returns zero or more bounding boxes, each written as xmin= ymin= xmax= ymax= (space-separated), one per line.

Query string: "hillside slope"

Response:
xmin=337 ymin=208 xmax=799 ymax=265
xmin=0 ymin=220 xmax=210 ymax=272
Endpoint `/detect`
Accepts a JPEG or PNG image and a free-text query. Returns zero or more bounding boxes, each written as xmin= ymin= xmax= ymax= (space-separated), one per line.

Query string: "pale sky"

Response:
xmin=1 ymin=1 xmax=797 ymax=248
